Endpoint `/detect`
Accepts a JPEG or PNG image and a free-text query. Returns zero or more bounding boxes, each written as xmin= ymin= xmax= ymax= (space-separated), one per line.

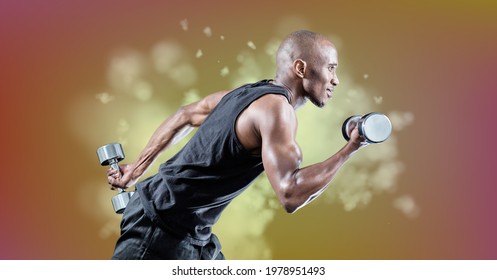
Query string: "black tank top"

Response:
xmin=137 ymin=80 xmax=290 ymax=244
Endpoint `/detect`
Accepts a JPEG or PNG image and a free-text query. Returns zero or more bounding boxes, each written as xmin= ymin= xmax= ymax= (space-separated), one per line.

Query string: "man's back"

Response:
xmin=136 ymin=80 xmax=290 ymax=242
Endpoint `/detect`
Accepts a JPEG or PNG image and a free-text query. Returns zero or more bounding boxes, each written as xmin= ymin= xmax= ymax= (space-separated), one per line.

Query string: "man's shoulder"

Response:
xmin=249 ymin=93 xmax=295 ymax=122
xmin=255 ymin=92 xmax=291 ymax=107
xmin=257 ymin=91 xmax=291 ymax=104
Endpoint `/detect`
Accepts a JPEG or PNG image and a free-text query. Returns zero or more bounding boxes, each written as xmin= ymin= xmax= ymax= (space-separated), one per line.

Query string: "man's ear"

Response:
xmin=293 ymin=59 xmax=306 ymax=78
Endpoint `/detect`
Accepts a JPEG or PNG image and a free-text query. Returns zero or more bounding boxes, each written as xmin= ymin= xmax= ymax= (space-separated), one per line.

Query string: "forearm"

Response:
xmin=129 ymin=107 xmax=191 ymax=180
xmin=285 ymin=142 xmax=360 ymax=212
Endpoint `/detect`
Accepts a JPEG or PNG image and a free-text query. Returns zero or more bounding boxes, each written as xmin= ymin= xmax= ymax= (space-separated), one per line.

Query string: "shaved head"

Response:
xmin=272 ymin=30 xmax=339 ymax=108
xmin=275 ymin=30 xmax=334 ymax=76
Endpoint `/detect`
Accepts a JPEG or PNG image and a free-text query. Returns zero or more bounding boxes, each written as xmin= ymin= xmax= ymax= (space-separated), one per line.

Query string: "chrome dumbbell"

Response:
xmin=342 ymin=112 xmax=392 ymax=144
xmin=96 ymin=143 xmax=134 ymax=214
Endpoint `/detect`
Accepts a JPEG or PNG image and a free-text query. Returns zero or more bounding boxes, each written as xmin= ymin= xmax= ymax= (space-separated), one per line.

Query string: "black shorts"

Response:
xmin=112 ymin=193 xmax=224 ymax=260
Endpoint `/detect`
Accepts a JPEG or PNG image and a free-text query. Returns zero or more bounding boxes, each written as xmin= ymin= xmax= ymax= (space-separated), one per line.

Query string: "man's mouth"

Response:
xmin=326 ymin=88 xmax=333 ymax=98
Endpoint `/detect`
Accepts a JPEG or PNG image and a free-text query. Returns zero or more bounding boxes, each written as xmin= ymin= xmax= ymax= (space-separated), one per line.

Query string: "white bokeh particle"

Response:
xmin=196 ymin=49 xmax=203 ymax=59
xmin=95 ymin=92 xmax=115 ymax=104
xmin=247 ymin=41 xmax=257 ymax=50
xmin=203 ymin=27 xmax=212 ymax=37
xmin=220 ymin=66 xmax=230 ymax=77
xmin=180 ymin=19 xmax=188 ymax=31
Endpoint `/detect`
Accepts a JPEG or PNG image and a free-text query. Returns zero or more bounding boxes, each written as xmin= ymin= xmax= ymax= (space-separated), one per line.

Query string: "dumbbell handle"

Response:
xmin=108 ymin=159 xmax=125 ymax=194
xmin=108 ymin=159 xmax=133 ymax=213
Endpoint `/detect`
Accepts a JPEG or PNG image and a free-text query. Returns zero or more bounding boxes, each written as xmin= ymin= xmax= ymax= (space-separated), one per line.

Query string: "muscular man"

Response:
xmin=107 ymin=30 xmax=366 ymax=259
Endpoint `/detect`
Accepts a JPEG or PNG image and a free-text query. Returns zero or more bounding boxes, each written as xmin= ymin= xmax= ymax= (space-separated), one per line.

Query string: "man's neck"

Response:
xmin=270 ymin=79 xmax=306 ymax=109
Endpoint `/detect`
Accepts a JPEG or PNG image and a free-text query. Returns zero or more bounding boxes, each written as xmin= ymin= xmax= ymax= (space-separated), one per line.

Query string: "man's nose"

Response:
xmin=331 ymin=74 xmax=339 ymax=86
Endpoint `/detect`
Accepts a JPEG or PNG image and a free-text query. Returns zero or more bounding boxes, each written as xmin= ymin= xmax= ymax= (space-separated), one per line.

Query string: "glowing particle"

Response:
xmin=196 ymin=49 xmax=203 ymax=58
xmin=220 ymin=66 xmax=229 ymax=77
xmin=168 ymin=63 xmax=198 ymax=88
xmin=393 ymin=195 xmax=420 ymax=218
xmin=180 ymin=19 xmax=188 ymax=31
xmin=220 ymin=35 xmax=225 ymax=40
xmin=364 ymin=74 xmax=369 ymax=79
xmin=247 ymin=41 xmax=257 ymax=50
xmin=107 ymin=49 xmax=145 ymax=93
xmin=374 ymin=96 xmax=383 ymax=104
xmin=95 ymin=92 xmax=114 ymax=104
xmin=389 ymin=111 xmax=415 ymax=131
xmin=151 ymin=41 xmax=184 ymax=74
xmin=203 ymin=26 xmax=212 ymax=37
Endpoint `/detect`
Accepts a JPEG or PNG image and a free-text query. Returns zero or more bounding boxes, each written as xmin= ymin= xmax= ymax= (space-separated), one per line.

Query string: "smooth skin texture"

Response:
xmin=107 ymin=31 xmax=366 ymax=214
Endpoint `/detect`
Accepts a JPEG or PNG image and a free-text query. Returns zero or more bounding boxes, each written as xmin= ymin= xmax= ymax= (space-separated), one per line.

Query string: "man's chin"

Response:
xmin=310 ymin=98 xmax=327 ymax=108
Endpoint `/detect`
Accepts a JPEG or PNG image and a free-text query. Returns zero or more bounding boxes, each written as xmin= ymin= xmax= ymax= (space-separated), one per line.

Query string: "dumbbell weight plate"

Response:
xmin=97 ymin=143 xmax=125 ymax=166
xmin=342 ymin=115 xmax=361 ymax=141
xmin=358 ymin=113 xmax=392 ymax=143
xmin=112 ymin=191 xmax=134 ymax=214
